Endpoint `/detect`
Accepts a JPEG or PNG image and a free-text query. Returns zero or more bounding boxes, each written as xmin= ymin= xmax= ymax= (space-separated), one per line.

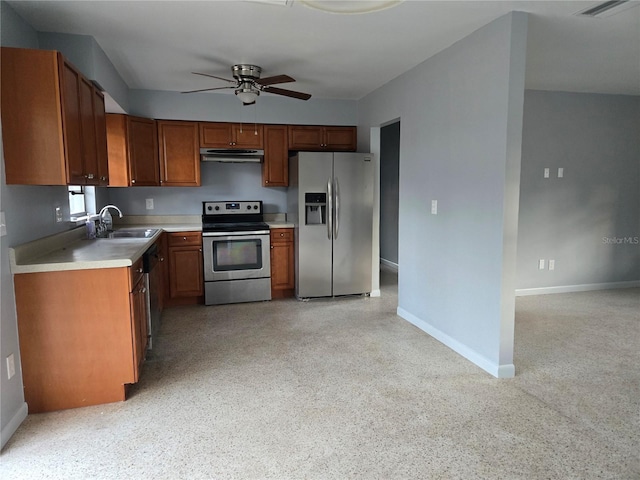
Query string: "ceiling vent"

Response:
xmin=575 ymin=0 xmax=637 ymax=18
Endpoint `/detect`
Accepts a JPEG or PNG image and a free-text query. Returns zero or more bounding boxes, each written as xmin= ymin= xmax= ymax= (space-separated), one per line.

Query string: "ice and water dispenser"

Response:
xmin=305 ymin=193 xmax=327 ymax=225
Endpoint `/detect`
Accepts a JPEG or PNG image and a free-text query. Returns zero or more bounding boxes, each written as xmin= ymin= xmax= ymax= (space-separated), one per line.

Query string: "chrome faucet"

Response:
xmin=97 ymin=205 xmax=123 ymax=236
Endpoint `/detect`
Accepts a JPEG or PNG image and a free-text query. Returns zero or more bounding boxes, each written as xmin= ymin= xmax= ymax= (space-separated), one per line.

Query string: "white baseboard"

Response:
xmin=370 ymin=289 xmax=381 ymax=297
xmin=1 ymin=402 xmax=28 ymax=450
xmin=516 ymin=280 xmax=640 ymax=296
xmin=397 ymin=307 xmax=515 ymax=378
xmin=380 ymin=258 xmax=398 ymax=273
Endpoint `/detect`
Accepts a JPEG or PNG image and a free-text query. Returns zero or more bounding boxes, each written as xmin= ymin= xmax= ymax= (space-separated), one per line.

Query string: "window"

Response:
xmin=68 ymin=186 xmax=96 ymax=221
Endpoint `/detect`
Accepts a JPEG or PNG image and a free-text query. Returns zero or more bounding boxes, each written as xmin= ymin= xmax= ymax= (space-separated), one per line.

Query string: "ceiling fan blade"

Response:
xmin=181 ymin=86 xmax=235 ymax=94
xmin=263 ymin=86 xmax=311 ymax=100
xmin=191 ymin=72 xmax=236 ymax=84
xmin=255 ymin=74 xmax=295 ymax=86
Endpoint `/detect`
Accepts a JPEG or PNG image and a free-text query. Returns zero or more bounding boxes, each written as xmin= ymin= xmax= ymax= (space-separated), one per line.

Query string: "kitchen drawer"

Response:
xmin=167 ymin=231 xmax=202 ymax=247
xmin=130 ymin=257 xmax=144 ymax=289
xmin=270 ymin=228 xmax=293 ymax=242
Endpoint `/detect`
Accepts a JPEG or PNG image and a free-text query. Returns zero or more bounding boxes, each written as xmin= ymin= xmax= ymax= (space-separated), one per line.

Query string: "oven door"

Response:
xmin=202 ymin=232 xmax=271 ymax=282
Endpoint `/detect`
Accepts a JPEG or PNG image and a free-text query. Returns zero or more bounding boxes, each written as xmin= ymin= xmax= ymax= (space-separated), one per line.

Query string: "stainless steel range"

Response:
xmin=202 ymin=201 xmax=271 ymax=305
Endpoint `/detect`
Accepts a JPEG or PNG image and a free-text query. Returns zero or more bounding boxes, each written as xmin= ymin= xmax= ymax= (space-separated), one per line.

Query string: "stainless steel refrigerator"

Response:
xmin=288 ymin=152 xmax=374 ymax=298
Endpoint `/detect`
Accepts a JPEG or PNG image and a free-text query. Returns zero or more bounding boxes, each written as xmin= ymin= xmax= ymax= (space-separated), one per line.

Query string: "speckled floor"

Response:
xmin=1 ymin=273 xmax=638 ymax=479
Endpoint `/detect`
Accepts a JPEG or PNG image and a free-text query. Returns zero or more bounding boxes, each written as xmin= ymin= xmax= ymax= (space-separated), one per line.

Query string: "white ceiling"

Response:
xmin=7 ymin=0 xmax=640 ymax=101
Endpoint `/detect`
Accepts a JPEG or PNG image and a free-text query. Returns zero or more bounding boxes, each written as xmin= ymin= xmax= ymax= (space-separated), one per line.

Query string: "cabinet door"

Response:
xmin=199 ymin=122 xmax=232 ymax=147
xmin=270 ymin=229 xmax=295 ymax=298
xmin=233 ymin=124 xmax=263 ymax=148
xmin=105 ymin=114 xmax=129 ymax=186
xmin=93 ymin=88 xmax=109 ymax=185
xmin=324 ymin=126 xmax=357 ymax=151
xmin=128 ymin=116 xmax=159 ymax=186
xmin=79 ymin=77 xmax=99 ymax=184
xmin=288 ymin=125 xmax=323 ymax=150
xmin=169 ymin=246 xmax=203 ymax=298
xmin=1 ymin=47 xmax=67 ymax=185
xmin=60 ymin=58 xmax=86 ymax=185
xmin=158 ymin=120 xmax=200 ymax=186
xmin=263 ymin=125 xmax=288 ymax=187
xmin=129 ymin=276 xmax=148 ymax=382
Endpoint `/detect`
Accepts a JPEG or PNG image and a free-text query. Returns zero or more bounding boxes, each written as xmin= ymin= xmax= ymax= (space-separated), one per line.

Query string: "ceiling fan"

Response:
xmin=182 ymin=64 xmax=312 ymax=105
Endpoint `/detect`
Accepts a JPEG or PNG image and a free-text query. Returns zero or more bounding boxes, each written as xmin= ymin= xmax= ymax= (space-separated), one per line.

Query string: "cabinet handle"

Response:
xmin=199 ymin=248 xmax=202 ymax=252
xmin=132 ymin=179 xmax=136 ymax=184
xmin=280 ymin=233 xmax=284 ymax=237
xmin=101 ymin=176 xmax=107 ymax=181
xmin=183 ymin=236 xmax=187 ymax=240
xmin=140 ymin=287 xmax=146 ymax=294
xmin=271 ymin=245 xmax=274 ymax=249
xmin=137 ymin=267 xmax=143 ymax=273
xmin=159 ymin=257 xmax=165 ymax=262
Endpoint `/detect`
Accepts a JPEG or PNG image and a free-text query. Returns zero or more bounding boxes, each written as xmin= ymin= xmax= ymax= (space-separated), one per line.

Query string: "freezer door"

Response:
xmin=332 ymin=153 xmax=374 ymax=296
xmin=297 ymin=152 xmax=333 ymax=298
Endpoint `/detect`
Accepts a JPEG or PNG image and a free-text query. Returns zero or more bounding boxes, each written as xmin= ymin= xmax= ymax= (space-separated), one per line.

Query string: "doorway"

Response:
xmin=379 ymin=121 xmax=400 ymax=272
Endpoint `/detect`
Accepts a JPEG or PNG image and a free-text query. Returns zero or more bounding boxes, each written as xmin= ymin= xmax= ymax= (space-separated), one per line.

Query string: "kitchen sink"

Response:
xmin=106 ymin=229 xmax=159 ymax=239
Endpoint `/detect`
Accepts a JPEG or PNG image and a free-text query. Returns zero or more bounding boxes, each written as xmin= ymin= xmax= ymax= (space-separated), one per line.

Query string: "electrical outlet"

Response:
xmin=557 ymin=168 xmax=564 ymax=178
xmin=543 ymin=168 xmax=550 ymax=178
xmin=538 ymin=259 xmax=546 ymax=270
xmin=431 ymin=200 xmax=438 ymax=215
xmin=549 ymin=259 xmax=555 ymax=270
xmin=146 ymin=199 xmax=154 ymax=210
xmin=6 ymin=354 xmax=15 ymax=380
xmin=55 ymin=206 xmax=63 ymax=223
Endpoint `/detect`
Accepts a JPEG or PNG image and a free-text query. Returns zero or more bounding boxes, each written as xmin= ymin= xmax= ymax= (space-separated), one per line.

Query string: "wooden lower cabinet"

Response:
xmin=166 ymin=232 xmax=203 ymax=305
xmin=14 ymin=263 xmax=147 ymax=413
xmin=270 ymin=228 xmax=295 ymax=299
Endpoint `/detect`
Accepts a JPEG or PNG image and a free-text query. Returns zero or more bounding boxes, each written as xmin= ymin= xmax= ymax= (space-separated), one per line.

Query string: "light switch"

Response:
xmin=538 ymin=259 xmax=545 ymax=270
xmin=544 ymin=168 xmax=550 ymax=178
xmin=55 ymin=206 xmax=63 ymax=223
xmin=549 ymin=259 xmax=555 ymax=270
xmin=431 ymin=200 xmax=438 ymax=215
xmin=146 ymin=199 xmax=154 ymax=210
xmin=0 ymin=211 xmax=6 ymax=237
xmin=557 ymin=168 xmax=564 ymax=178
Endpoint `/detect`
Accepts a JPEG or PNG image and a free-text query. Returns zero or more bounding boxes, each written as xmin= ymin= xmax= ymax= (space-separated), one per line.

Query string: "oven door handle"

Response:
xmin=203 ymin=230 xmax=270 ymax=237
xmin=327 ymin=177 xmax=333 ymax=240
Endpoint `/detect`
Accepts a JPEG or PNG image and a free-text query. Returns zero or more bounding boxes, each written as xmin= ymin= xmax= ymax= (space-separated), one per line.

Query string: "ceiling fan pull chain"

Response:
xmin=254 ymin=103 xmax=258 ymax=135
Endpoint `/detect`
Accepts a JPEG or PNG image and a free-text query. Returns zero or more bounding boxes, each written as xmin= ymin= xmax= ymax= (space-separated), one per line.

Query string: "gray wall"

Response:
xmin=380 ymin=122 xmax=400 ymax=265
xmin=38 ymin=32 xmax=130 ymax=111
xmin=358 ymin=12 xmax=528 ymax=377
xmin=517 ymin=91 xmax=640 ymax=290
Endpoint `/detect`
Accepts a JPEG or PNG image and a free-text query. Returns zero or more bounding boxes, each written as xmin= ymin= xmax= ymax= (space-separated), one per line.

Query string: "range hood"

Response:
xmin=200 ymin=148 xmax=264 ymax=163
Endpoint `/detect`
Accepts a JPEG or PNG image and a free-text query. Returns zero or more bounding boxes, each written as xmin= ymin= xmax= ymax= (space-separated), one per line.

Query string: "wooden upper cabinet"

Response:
xmin=60 ymin=59 xmax=86 ymax=185
xmin=288 ymin=125 xmax=356 ymax=151
xmin=199 ymin=122 xmax=263 ymax=148
xmin=262 ymin=125 xmax=289 ymax=187
xmin=93 ymin=89 xmax=109 ymax=186
xmin=128 ymin=116 xmax=160 ymax=186
xmin=106 ymin=114 xmax=159 ymax=186
xmin=157 ymin=120 xmax=200 ymax=187
xmin=0 ymin=47 xmax=108 ymax=186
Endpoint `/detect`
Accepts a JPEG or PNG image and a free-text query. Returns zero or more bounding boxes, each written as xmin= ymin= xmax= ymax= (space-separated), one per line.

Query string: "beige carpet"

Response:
xmin=1 ymin=272 xmax=638 ymax=479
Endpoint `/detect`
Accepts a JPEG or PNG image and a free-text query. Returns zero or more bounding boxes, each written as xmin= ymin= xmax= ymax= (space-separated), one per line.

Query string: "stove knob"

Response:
xmin=215 ymin=206 xmax=220 ymax=211
xmin=247 ymin=205 xmax=251 ymax=210
xmin=207 ymin=206 xmax=212 ymax=211
xmin=253 ymin=205 xmax=258 ymax=210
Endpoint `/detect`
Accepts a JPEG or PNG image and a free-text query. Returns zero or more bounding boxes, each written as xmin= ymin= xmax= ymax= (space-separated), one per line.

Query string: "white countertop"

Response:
xmin=10 ymin=219 xmax=293 ymax=274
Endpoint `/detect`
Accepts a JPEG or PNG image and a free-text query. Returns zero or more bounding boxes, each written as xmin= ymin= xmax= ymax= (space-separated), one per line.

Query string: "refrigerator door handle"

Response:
xmin=334 ymin=177 xmax=340 ymax=239
xmin=327 ymin=177 xmax=333 ymax=239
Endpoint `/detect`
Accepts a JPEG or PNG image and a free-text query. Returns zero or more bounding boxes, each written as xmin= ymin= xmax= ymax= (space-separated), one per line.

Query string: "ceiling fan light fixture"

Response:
xmin=235 ymin=83 xmax=260 ymax=104
xmin=300 ymin=0 xmax=403 ymax=14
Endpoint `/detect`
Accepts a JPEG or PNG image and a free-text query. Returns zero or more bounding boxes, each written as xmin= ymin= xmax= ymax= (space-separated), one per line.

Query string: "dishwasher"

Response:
xmin=143 ymin=243 xmax=161 ymax=350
